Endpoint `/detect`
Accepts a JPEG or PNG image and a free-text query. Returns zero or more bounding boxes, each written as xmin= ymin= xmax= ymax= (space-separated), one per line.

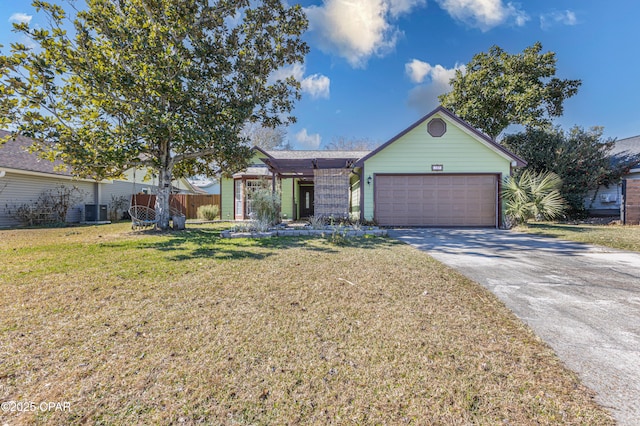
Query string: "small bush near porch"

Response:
xmin=0 ymin=224 xmax=612 ymax=424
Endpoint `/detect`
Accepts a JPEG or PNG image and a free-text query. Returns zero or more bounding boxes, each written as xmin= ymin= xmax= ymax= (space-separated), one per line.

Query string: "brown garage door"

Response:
xmin=375 ymin=174 xmax=497 ymax=226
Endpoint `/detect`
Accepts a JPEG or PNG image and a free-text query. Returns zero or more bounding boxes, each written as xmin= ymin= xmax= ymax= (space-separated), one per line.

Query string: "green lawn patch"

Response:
xmin=0 ymin=223 xmax=613 ymax=424
xmin=519 ymin=222 xmax=640 ymax=252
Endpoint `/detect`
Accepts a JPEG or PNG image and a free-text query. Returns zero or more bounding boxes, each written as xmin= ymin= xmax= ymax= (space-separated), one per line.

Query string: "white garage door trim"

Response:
xmin=374 ymin=173 xmax=500 ymax=227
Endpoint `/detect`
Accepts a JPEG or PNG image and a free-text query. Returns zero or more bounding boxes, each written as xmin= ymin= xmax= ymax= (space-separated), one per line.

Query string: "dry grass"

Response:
xmin=0 ymin=223 xmax=613 ymax=425
xmin=520 ymin=222 xmax=640 ymax=252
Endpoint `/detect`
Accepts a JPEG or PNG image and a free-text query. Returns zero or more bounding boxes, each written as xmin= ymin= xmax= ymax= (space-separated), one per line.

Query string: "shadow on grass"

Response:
xmin=526 ymin=223 xmax=590 ymax=234
xmin=106 ymin=228 xmax=399 ymax=262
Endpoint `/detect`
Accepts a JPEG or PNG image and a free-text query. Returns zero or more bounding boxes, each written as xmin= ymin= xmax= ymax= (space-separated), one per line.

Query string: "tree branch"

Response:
xmin=173 ymin=148 xmax=219 ymax=163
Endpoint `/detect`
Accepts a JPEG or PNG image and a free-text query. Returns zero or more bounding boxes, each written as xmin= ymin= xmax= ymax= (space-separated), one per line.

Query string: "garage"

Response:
xmin=374 ymin=174 xmax=498 ymax=227
xmin=355 ymin=107 xmax=525 ymax=226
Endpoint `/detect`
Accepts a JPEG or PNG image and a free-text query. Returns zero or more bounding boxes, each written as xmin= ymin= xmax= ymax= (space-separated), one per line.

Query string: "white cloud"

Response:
xmin=270 ymin=63 xmax=305 ymax=82
xmin=406 ymin=61 xmax=465 ymax=113
xmin=305 ymin=0 xmax=426 ymax=68
xmin=9 ymin=13 xmax=32 ymax=24
xmin=294 ymin=128 xmax=322 ymax=149
xmin=389 ymin=0 xmax=426 ymax=17
xmin=436 ymin=0 xmax=528 ymax=31
xmin=269 ymin=63 xmax=330 ymax=100
xmin=301 ymin=74 xmax=331 ymax=99
xmin=405 ymin=59 xmax=433 ymax=84
xmin=540 ymin=10 xmax=577 ymax=30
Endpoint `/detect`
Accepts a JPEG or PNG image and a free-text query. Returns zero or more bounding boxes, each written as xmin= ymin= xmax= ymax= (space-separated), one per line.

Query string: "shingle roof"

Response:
xmin=232 ymin=166 xmax=272 ymax=178
xmin=0 ymin=130 xmax=71 ymax=176
xmin=612 ymin=135 xmax=640 ymax=156
xmin=264 ymin=150 xmax=371 ymax=160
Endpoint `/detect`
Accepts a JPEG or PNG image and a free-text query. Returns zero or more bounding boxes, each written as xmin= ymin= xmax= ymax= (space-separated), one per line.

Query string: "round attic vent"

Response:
xmin=427 ymin=118 xmax=446 ymax=137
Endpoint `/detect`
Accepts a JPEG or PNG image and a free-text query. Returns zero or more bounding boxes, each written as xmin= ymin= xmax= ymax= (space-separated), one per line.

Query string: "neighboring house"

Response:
xmin=585 ymin=135 xmax=640 ymax=216
xmin=0 ymin=131 xmax=198 ymax=228
xmin=221 ymin=106 xmax=526 ymax=227
xmin=187 ymin=177 xmax=220 ymax=195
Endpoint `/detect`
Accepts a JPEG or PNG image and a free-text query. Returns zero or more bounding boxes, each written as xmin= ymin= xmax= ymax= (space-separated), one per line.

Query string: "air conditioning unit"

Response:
xmin=85 ymin=204 xmax=108 ymax=221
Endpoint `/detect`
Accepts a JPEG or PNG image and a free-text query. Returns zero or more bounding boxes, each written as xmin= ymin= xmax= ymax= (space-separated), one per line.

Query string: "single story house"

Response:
xmin=221 ymin=106 xmax=526 ymax=227
xmin=0 ymin=130 xmax=197 ymax=228
xmin=585 ymin=135 xmax=640 ymax=217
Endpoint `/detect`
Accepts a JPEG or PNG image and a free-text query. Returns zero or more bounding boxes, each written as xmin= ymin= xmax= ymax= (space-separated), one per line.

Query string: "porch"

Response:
xmin=227 ymin=148 xmax=368 ymax=221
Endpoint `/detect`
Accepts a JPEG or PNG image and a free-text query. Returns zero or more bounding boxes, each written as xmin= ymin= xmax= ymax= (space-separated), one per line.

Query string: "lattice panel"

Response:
xmin=313 ymin=168 xmax=350 ymax=218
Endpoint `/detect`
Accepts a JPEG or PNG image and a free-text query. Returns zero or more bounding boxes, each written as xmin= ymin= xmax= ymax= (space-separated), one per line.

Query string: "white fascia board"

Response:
xmin=0 ymin=167 xmax=97 ymax=182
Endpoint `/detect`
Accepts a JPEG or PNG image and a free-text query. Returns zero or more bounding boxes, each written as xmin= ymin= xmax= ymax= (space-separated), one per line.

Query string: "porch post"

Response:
xmin=272 ymin=171 xmax=276 ymax=193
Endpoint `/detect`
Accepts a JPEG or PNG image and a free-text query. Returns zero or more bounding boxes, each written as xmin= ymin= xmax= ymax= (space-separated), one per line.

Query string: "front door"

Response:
xmin=299 ymin=186 xmax=314 ymax=218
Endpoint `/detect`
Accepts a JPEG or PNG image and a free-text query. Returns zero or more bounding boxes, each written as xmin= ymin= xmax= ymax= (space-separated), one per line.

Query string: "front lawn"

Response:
xmin=519 ymin=222 xmax=640 ymax=252
xmin=0 ymin=223 xmax=612 ymax=424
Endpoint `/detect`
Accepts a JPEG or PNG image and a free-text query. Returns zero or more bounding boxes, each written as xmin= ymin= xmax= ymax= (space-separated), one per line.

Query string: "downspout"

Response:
xmin=496 ymin=174 xmax=501 ymax=229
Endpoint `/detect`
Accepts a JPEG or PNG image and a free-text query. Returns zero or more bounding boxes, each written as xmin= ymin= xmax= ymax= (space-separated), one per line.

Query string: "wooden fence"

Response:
xmin=131 ymin=194 xmax=221 ymax=219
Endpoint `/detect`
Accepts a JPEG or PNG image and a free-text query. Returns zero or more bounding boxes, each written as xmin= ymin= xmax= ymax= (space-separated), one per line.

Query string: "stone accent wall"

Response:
xmin=623 ymin=179 xmax=640 ymax=225
xmin=313 ymin=168 xmax=350 ymax=219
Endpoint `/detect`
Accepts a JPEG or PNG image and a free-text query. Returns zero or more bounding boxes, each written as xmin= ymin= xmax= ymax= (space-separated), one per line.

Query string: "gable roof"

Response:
xmin=611 ymin=135 xmax=640 ymax=173
xmin=0 ymin=130 xmax=201 ymax=192
xmin=0 ymin=130 xmax=72 ymax=176
xmin=251 ymin=146 xmax=369 ymax=177
xmin=355 ymin=106 xmax=526 ymax=167
xmin=263 ymin=149 xmax=371 ymax=160
xmin=612 ymin=135 xmax=640 ymax=156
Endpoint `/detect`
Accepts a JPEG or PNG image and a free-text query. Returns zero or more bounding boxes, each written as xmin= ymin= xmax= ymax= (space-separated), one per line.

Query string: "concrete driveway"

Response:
xmin=389 ymin=228 xmax=640 ymax=425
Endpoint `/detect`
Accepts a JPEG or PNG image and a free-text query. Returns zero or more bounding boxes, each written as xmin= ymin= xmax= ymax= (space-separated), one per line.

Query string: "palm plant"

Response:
xmin=503 ymin=170 xmax=566 ymax=226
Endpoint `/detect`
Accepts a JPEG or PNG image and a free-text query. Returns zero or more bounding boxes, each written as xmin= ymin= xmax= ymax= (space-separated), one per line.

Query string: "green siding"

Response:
xmin=220 ymin=177 xmax=234 ymax=220
xmin=293 ymin=178 xmax=300 ymax=219
xmin=280 ymin=177 xmax=295 ymax=220
xmin=362 ymin=112 xmax=512 ymax=220
xmin=249 ymin=152 xmax=268 ymax=165
xmin=220 ymin=152 xmax=270 ymax=221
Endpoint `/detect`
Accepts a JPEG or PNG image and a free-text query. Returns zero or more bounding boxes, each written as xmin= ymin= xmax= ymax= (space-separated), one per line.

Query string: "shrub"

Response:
xmin=327 ymin=225 xmax=350 ymax=246
xmin=197 ymin=204 xmax=220 ymax=221
xmin=248 ymin=187 xmax=280 ymax=226
xmin=501 ymin=126 xmax=639 ymax=217
xmin=503 ymin=170 xmax=566 ymax=226
xmin=6 ymin=185 xmax=85 ymax=226
xmin=231 ymin=219 xmax=271 ymax=233
xmin=108 ymin=195 xmax=130 ymax=221
xmin=307 ymin=215 xmax=325 ymax=229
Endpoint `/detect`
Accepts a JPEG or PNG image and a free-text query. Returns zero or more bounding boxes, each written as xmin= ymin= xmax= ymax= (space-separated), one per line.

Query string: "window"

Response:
xmin=245 ymin=180 xmax=264 ymax=217
xmin=235 ymin=180 xmax=243 ymax=218
xmin=427 ymin=118 xmax=446 ymax=137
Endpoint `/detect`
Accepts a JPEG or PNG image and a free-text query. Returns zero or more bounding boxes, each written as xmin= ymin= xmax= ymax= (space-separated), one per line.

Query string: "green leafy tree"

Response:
xmin=439 ymin=42 xmax=581 ymax=139
xmin=502 ymin=170 xmax=566 ymax=226
xmin=0 ymin=0 xmax=308 ymax=229
xmin=502 ymin=126 xmax=637 ymax=216
xmin=0 ymin=47 xmax=18 ymax=130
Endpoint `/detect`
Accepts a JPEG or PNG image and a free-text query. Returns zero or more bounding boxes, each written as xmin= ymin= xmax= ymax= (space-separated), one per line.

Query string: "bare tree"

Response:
xmin=242 ymin=123 xmax=290 ymax=150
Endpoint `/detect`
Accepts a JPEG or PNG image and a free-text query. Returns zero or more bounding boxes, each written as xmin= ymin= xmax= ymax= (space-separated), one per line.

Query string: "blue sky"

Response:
xmin=3 ymin=0 xmax=640 ymax=149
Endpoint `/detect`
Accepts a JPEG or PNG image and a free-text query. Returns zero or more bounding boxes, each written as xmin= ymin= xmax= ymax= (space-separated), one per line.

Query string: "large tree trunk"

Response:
xmin=155 ymin=165 xmax=172 ymax=230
